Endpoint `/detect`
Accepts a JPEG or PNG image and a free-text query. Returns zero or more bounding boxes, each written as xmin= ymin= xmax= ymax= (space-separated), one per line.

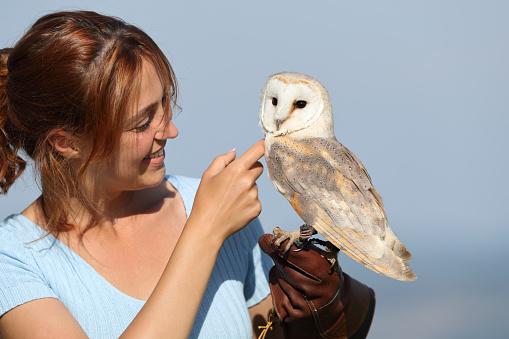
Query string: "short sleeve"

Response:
xmin=0 ymin=235 xmax=58 ymax=317
xmin=241 ymin=218 xmax=274 ymax=308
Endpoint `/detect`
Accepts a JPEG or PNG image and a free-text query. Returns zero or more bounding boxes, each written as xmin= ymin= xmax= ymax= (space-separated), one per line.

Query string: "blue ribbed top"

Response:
xmin=0 ymin=175 xmax=272 ymax=338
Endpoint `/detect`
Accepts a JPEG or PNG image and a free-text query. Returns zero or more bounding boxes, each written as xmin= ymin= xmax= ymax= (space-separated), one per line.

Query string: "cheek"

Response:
xmin=123 ymin=134 xmax=153 ymax=158
xmin=104 ymin=137 xmax=151 ymax=175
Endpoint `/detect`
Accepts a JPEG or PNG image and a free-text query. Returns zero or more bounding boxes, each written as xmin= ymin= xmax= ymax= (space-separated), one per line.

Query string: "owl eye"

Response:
xmin=272 ymin=97 xmax=278 ymax=106
xmin=295 ymin=100 xmax=307 ymax=108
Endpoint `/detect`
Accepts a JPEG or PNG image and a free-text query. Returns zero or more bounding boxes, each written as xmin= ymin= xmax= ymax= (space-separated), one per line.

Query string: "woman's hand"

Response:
xmin=189 ymin=140 xmax=265 ymax=242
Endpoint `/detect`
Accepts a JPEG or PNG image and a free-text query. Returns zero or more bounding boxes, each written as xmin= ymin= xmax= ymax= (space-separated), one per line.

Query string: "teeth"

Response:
xmin=145 ymin=149 xmax=164 ymax=159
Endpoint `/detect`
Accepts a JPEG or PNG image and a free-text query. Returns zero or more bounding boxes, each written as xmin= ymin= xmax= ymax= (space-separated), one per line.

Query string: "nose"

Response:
xmin=166 ymin=121 xmax=179 ymax=139
xmin=155 ymin=112 xmax=179 ymax=140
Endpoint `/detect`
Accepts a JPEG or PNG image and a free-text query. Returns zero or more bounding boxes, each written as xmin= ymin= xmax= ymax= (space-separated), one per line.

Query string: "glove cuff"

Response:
xmin=322 ymin=273 xmax=376 ymax=339
xmin=271 ymin=271 xmax=375 ymax=339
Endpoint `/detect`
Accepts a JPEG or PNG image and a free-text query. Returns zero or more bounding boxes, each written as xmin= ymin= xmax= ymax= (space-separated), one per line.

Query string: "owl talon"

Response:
xmin=299 ymin=224 xmax=317 ymax=240
xmin=272 ymin=225 xmax=319 ymax=252
xmin=315 ymin=240 xmax=341 ymax=272
xmin=272 ymin=228 xmax=302 ymax=252
xmin=292 ymin=239 xmax=306 ymax=251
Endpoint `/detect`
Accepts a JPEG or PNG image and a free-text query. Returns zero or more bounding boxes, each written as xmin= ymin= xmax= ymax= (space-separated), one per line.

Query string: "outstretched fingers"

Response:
xmin=236 ymin=140 xmax=265 ymax=170
xmin=203 ymin=148 xmax=237 ymax=179
xmin=203 ymin=139 xmax=264 ymax=180
xmin=230 ymin=140 xmax=265 ymax=183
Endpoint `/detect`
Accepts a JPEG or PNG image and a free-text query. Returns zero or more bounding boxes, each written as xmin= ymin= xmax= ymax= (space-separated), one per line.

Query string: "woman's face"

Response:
xmin=93 ymin=58 xmax=179 ymax=195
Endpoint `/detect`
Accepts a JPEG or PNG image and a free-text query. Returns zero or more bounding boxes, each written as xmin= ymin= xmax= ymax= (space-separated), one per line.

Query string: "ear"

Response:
xmin=47 ymin=129 xmax=81 ymax=158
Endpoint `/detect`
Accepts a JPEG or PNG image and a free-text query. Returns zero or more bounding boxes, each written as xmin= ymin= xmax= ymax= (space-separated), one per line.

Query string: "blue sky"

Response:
xmin=1 ymin=1 xmax=508 ymax=338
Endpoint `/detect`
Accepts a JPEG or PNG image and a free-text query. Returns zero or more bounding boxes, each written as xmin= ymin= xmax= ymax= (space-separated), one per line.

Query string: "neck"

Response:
xmin=41 ymin=189 xmax=136 ymax=233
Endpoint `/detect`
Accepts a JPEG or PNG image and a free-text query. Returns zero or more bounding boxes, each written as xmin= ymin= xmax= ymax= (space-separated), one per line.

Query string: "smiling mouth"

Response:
xmin=144 ymin=148 xmax=164 ymax=159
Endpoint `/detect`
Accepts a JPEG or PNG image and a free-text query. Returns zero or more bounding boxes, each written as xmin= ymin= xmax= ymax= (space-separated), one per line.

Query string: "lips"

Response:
xmin=144 ymin=148 xmax=164 ymax=159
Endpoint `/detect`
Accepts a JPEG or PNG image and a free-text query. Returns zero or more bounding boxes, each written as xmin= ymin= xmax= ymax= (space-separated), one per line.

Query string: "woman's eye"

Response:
xmin=272 ymin=97 xmax=278 ymax=106
xmin=135 ymin=117 xmax=153 ymax=132
xmin=295 ymin=100 xmax=307 ymax=108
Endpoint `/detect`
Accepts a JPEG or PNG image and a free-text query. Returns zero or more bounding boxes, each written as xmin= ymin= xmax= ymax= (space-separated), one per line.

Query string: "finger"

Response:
xmin=235 ymin=140 xmax=265 ymax=170
xmin=204 ymin=149 xmax=236 ymax=177
xmin=247 ymin=160 xmax=264 ymax=181
xmin=249 ymin=159 xmax=264 ymax=171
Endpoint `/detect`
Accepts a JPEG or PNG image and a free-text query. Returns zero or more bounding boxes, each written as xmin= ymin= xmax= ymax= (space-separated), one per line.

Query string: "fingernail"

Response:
xmin=228 ymin=148 xmax=236 ymax=153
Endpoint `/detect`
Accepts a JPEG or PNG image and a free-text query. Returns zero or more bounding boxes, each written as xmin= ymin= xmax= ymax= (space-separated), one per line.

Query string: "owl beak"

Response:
xmin=276 ymin=119 xmax=283 ymax=130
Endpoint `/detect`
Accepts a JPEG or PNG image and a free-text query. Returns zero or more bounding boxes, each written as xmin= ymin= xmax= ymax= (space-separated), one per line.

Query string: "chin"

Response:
xmin=137 ymin=169 xmax=167 ymax=190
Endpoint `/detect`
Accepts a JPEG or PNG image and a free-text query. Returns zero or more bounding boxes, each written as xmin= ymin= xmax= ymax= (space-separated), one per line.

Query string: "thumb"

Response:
xmin=203 ymin=148 xmax=236 ymax=178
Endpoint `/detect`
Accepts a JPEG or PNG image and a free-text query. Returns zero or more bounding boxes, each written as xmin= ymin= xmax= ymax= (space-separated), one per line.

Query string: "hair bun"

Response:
xmin=1 ymin=48 xmax=11 ymax=123
xmin=0 ymin=48 xmax=10 ymax=75
xmin=1 ymin=47 xmax=26 ymax=194
xmin=0 ymin=48 xmax=10 ymax=103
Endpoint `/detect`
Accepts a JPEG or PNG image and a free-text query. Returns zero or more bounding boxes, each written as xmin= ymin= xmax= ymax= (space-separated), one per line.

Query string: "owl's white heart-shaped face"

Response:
xmin=259 ymin=73 xmax=325 ymax=136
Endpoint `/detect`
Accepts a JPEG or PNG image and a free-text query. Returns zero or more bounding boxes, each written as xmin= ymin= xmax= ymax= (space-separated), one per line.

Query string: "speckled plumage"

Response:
xmin=259 ymin=72 xmax=416 ymax=281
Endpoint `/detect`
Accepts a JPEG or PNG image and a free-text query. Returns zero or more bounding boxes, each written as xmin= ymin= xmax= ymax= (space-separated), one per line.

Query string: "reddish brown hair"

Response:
xmin=0 ymin=11 xmax=177 ymax=233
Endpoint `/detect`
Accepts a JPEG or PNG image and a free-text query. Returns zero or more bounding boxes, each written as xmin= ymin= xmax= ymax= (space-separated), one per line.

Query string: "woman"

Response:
xmin=0 ymin=10 xmax=277 ymax=338
xmin=0 ymin=11 xmax=374 ymax=339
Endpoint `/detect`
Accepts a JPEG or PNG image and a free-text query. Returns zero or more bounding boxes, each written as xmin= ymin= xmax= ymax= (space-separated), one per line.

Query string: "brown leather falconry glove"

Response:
xmin=258 ymin=233 xmax=376 ymax=339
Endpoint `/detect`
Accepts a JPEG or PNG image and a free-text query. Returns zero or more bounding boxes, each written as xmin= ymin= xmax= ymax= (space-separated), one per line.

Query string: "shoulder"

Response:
xmin=0 ymin=216 xmax=56 ymax=313
xmin=0 ymin=214 xmax=46 ymax=244
xmin=0 ymin=215 xmax=51 ymax=271
xmin=165 ymin=175 xmax=200 ymax=195
xmin=0 ymin=216 xmax=27 ymax=256
xmin=164 ymin=175 xmax=200 ymax=216
xmin=0 ymin=215 xmax=61 ymax=281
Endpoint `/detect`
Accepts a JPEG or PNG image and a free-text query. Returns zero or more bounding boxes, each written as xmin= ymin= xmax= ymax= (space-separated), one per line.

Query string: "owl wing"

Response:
xmin=266 ymin=137 xmax=416 ymax=281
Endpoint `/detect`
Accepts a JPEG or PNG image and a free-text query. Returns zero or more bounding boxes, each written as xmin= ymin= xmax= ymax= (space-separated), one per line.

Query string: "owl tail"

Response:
xmin=375 ymin=231 xmax=417 ymax=281
xmin=384 ymin=227 xmax=412 ymax=264
xmin=367 ymin=245 xmax=416 ymax=282
xmin=396 ymin=261 xmax=417 ymax=281
xmin=325 ymin=229 xmax=417 ymax=281
xmin=392 ymin=259 xmax=417 ymax=282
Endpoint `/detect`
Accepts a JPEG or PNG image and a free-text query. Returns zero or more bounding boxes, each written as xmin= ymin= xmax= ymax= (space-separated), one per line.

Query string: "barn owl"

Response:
xmin=259 ymin=72 xmax=416 ymax=282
